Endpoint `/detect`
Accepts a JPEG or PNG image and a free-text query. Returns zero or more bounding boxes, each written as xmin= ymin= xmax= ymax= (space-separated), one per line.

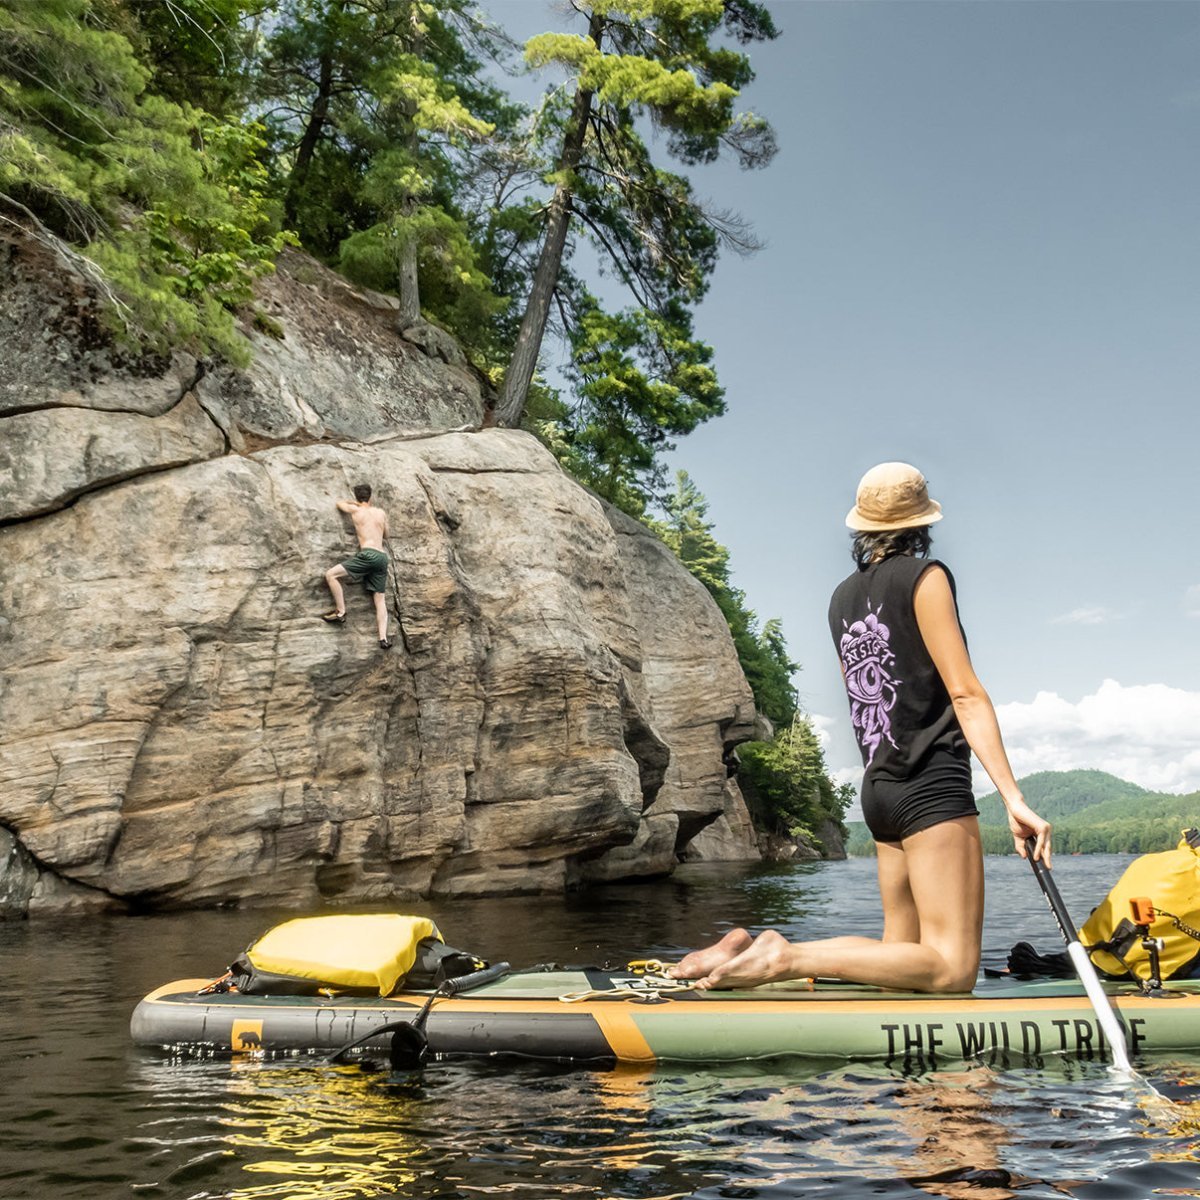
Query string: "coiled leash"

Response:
xmin=558 ymin=961 xmax=695 ymax=1004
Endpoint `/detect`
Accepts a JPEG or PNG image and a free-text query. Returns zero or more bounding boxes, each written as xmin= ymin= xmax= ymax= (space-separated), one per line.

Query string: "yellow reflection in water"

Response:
xmin=219 ymin=1063 xmax=424 ymax=1200
xmin=1149 ymin=1065 xmax=1200 ymax=1173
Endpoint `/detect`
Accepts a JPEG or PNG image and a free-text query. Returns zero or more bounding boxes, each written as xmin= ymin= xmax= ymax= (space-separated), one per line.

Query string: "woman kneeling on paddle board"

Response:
xmin=671 ymin=463 xmax=1052 ymax=994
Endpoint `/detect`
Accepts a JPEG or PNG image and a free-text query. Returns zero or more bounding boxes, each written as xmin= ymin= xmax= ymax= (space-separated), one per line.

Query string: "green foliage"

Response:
xmin=0 ymin=0 xmax=288 ymax=360
xmin=255 ymin=0 xmax=513 ymax=356
xmin=114 ymin=0 xmax=257 ymax=116
xmin=506 ymin=0 xmax=778 ymax=477
xmin=738 ymin=717 xmax=852 ymax=843
xmin=338 ymin=196 xmax=506 ymax=334
xmin=547 ymin=297 xmax=723 ymax=514
xmin=4 ymin=0 xmax=780 ymax=487
xmin=845 ymin=822 xmax=876 ymax=857
xmin=525 ymin=0 xmax=777 ymax=168
xmin=848 ymin=771 xmax=1200 ymax=856
xmin=974 ymin=769 xmax=1150 ymax=825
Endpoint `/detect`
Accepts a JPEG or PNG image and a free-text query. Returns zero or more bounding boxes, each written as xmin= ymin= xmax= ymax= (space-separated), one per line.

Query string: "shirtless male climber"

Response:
xmin=321 ymin=484 xmax=392 ymax=649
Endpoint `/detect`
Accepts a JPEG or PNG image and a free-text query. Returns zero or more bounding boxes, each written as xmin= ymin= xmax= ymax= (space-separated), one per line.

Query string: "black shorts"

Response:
xmin=340 ymin=548 xmax=389 ymax=593
xmin=862 ymin=754 xmax=978 ymax=843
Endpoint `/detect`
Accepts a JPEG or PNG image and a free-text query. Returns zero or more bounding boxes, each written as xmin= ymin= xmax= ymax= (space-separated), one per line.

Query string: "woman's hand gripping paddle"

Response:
xmin=1024 ymin=837 xmax=1134 ymax=1075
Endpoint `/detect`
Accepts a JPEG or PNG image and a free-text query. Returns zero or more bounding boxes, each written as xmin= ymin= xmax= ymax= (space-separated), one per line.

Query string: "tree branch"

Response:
xmin=0 ymin=192 xmax=132 ymax=322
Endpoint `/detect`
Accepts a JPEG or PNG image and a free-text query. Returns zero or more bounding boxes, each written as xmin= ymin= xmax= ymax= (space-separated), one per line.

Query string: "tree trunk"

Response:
xmin=397 ymin=6 xmax=421 ymax=329
xmin=397 ymin=189 xmax=420 ymax=327
xmin=285 ymin=48 xmax=334 ymax=226
xmin=495 ymin=14 xmax=603 ymax=428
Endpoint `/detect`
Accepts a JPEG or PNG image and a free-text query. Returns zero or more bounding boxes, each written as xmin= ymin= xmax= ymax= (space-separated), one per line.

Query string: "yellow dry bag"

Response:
xmin=229 ymin=914 xmax=485 ymax=997
xmin=1079 ymin=831 xmax=1200 ymax=980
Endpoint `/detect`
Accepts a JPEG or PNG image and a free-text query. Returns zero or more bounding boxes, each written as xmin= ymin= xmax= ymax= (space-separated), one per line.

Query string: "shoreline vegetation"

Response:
xmin=845 ymin=769 xmax=1200 ymax=857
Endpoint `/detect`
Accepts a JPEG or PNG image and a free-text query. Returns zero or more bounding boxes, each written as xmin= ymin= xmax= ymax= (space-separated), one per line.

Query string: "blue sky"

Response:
xmin=486 ymin=1 xmax=1200 ymax=799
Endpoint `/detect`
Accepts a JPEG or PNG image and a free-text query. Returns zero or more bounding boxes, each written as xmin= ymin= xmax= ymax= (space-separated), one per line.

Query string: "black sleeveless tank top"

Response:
xmin=827 ymin=555 xmax=969 ymax=783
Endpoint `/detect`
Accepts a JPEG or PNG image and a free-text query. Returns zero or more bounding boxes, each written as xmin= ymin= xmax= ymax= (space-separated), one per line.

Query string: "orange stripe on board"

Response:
xmin=590 ymin=1007 xmax=656 ymax=1063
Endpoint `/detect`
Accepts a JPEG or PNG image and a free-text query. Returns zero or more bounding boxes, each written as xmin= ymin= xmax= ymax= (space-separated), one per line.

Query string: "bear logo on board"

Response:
xmin=231 ymin=1020 xmax=264 ymax=1051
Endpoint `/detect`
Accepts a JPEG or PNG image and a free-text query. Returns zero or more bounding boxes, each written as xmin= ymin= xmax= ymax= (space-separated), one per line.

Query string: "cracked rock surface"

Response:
xmin=0 ymin=231 xmax=759 ymax=916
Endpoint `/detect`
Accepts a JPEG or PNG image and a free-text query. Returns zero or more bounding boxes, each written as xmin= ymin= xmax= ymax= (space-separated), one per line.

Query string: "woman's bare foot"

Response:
xmin=694 ymin=930 xmax=803 ymax=990
xmin=667 ymin=928 xmax=754 ymax=979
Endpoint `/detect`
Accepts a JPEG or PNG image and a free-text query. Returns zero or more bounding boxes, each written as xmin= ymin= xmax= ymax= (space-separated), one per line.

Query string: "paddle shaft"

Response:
xmin=1025 ymin=837 xmax=1133 ymax=1073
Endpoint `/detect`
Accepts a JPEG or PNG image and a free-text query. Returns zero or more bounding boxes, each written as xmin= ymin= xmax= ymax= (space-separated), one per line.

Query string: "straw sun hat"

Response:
xmin=846 ymin=462 xmax=943 ymax=532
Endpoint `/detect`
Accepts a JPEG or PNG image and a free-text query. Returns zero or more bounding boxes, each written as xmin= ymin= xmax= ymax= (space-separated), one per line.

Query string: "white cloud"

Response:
xmin=991 ymin=679 xmax=1200 ymax=795
xmin=808 ymin=711 xmax=837 ymax=750
xmin=1051 ymin=605 xmax=1120 ymax=626
xmin=1186 ymin=584 xmax=1200 ymax=619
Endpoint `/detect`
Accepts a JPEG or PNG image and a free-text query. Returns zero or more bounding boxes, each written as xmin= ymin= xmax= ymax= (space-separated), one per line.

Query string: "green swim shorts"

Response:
xmin=340 ymin=548 xmax=389 ymax=593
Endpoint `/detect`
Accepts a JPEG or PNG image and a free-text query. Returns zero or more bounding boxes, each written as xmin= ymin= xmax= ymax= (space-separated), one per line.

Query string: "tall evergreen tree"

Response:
xmin=254 ymin=0 xmax=511 ymax=347
xmin=495 ymin=0 xmax=777 ymax=429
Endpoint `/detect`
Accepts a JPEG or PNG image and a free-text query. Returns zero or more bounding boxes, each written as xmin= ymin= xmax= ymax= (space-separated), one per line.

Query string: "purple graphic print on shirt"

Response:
xmin=839 ymin=603 xmax=901 ymax=765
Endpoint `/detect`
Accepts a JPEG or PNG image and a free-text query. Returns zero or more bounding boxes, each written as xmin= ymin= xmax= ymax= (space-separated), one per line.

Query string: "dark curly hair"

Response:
xmin=851 ymin=526 xmax=932 ymax=570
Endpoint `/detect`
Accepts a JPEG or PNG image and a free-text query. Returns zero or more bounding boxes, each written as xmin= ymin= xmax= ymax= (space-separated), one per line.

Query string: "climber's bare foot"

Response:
xmin=694 ymin=930 xmax=802 ymax=991
xmin=667 ymin=928 xmax=754 ymax=980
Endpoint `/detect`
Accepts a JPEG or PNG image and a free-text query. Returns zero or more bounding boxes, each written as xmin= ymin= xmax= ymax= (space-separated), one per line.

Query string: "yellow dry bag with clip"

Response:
xmin=1079 ymin=830 xmax=1200 ymax=981
xmin=229 ymin=914 xmax=487 ymax=997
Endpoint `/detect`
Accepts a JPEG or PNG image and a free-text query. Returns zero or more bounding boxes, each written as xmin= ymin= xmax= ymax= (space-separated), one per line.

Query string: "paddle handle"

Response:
xmin=1024 ymin=837 xmax=1134 ymax=1074
xmin=1026 ymin=845 xmax=1075 ymax=941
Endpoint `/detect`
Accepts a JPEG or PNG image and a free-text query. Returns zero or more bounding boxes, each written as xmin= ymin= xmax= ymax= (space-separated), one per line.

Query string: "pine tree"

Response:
xmin=557 ymin=294 xmax=723 ymax=513
xmin=255 ymin=0 xmax=510 ymax=348
xmin=495 ymin=0 xmax=778 ymax=428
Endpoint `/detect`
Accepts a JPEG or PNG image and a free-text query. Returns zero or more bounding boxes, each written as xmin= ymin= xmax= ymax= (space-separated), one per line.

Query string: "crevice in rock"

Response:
xmin=228 ymin=422 xmax=484 ymax=461
xmin=425 ymin=463 xmax=544 ymax=476
xmin=618 ymin=678 xmax=670 ymax=810
xmin=106 ymin=628 xmax=198 ymax=833
xmin=0 ymin=440 xmax=223 ymax=529
xmin=412 ymin=471 xmax=492 ymax=812
xmin=467 ymin=629 xmax=494 ymax=812
xmin=0 ymin=817 xmax=130 ymax=909
xmin=0 ymin=357 xmax=207 ymax=421
xmin=384 ymin=526 xmax=422 ymax=781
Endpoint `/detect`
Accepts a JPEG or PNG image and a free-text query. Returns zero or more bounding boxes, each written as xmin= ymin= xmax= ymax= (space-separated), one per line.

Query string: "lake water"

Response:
xmin=3 ymin=853 xmax=1199 ymax=1199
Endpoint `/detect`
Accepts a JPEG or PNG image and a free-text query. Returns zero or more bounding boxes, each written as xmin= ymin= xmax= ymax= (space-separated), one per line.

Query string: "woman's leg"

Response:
xmin=671 ymin=839 xmax=931 ymax=980
xmin=694 ymin=816 xmax=984 ymax=993
xmin=877 ymin=838 xmax=920 ymax=944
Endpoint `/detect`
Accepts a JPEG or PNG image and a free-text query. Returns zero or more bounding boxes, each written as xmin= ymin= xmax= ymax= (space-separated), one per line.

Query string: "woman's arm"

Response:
xmin=913 ymin=564 xmax=1052 ymax=865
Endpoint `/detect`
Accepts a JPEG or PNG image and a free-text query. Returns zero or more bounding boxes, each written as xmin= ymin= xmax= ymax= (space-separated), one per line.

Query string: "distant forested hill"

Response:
xmin=973 ymin=770 xmax=1148 ymax=825
xmin=846 ymin=770 xmax=1200 ymax=856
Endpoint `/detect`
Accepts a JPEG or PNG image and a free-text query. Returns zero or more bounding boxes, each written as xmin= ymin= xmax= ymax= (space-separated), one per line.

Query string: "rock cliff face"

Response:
xmin=0 ymin=232 xmax=761 ymax=917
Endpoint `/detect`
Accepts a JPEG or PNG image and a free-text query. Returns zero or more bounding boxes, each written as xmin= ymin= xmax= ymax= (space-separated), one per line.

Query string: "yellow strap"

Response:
xmin=626 ymin=958 xmax=673 ymax=975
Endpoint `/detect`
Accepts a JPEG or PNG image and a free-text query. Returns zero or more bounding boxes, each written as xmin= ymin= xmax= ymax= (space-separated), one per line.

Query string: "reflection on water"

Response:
xmin=115 ymin=1054 xmax=1200 ymax=1199
xmin=220 ymin=1068 xmax=425 ymax=1199
xmin=3 ymin=856 xmax=1200 ymax=1198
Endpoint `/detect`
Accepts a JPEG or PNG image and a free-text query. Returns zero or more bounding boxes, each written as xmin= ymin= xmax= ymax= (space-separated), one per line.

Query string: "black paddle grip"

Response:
xmin=1025 ymin=837 xmax=1077 ymax=943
